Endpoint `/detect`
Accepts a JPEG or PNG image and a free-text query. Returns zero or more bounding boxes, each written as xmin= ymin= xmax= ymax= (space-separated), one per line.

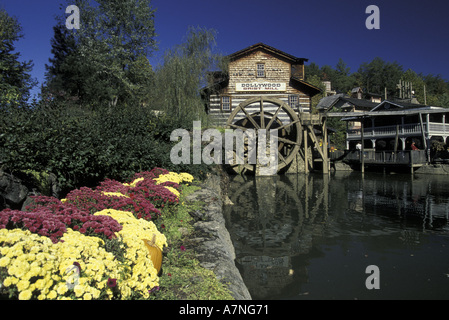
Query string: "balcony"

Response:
xmin=347 ymin=122 xmax=449 ymax=139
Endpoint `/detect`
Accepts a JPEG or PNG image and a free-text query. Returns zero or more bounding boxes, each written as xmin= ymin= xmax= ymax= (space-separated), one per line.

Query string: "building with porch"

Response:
xmin=343 ymin=100 xmax=449 ymax=153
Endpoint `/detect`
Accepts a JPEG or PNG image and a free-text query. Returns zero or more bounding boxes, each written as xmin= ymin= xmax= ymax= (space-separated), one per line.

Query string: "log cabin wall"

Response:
xmin=204 ymin=43 xmax=319 ymax=126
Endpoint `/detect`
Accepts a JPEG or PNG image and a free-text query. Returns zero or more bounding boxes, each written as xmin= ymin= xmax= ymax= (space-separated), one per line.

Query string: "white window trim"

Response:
xmin=288 ymin=94 xmax=299 ymax=108
xmin=221 ymin=96 xmax=231 ymax=111
xmin=256 ymin=63 xmax=265 ymax=78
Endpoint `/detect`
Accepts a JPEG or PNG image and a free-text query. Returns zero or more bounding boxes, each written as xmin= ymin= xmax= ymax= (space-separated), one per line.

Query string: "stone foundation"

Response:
xmin=186 ymin=174 xmax=252 ymax=300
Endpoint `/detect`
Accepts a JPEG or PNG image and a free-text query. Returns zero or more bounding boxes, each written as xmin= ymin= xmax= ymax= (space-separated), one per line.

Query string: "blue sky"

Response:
xmin=1 ymin=0 xmax=449 ymax=100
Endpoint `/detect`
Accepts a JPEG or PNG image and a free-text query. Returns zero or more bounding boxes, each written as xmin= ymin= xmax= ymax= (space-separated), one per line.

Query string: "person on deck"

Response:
xmin=411 ymin=142 xmax=419 ymax=150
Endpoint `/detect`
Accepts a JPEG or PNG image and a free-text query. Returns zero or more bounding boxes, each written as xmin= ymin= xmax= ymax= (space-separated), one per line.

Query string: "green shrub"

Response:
xmin=0 ymin=102 xmax=212 ymax=196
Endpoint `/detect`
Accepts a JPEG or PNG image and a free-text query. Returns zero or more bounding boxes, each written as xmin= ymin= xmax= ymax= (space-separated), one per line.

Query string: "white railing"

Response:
xmin=428 ymin=122 xmax=449 ymax=135
xmin=347 ymin=122 xmax=449 ymax=138
xmin=344 ymin=150 xmax=427 ymax=165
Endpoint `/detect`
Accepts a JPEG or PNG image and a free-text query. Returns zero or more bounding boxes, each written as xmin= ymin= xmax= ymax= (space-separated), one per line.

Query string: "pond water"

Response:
xmin=223 ymin=171 xmax=449 ymax=300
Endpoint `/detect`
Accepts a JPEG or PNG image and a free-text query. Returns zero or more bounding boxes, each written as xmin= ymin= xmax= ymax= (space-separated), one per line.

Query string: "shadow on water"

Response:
xmin=223 ymin=171 xmax=449 ymax=300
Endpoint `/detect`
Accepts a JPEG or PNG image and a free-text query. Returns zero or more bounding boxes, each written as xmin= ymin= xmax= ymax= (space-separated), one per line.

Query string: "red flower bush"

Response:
xmin=96 ymin=179 xmax=130 ymax=194
xmin=24 ymin=195 xmax=66 ymax=213
xmin=0 ymin=208 xmax=66 ymax=243
xmin=0 ymin=169 xmax=188 ymax=247
xmin=0 ymin=206 xmax=122 ymax=244
xmin=64 ymin=187 xmax=160 ymax=221
xmin=127 ymin=178 xmax=179 ymax=208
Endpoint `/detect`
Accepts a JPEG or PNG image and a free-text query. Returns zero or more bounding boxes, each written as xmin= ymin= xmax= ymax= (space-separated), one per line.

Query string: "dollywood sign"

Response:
xmin=235 ymin=82 xmax=286 ymax=92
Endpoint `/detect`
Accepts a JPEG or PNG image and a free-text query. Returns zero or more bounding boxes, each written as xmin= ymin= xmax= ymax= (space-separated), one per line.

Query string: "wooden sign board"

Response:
xmin=236 ymin=82 xmax=287 ymax=92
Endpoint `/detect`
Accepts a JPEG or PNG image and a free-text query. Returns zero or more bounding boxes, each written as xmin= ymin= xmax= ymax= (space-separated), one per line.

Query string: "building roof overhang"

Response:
xmin=337 ymin=107 xmax=449 ymax=121
xmin=290 ymin=77 xmax=322 ymax=97
xmin=370 ymin=100 xmax=428 ymax=112
xmin=228 ymin=43 xmax=308 ymax=64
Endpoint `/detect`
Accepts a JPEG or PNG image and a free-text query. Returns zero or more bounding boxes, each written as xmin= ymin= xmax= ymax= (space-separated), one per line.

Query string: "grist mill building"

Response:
xmin=202 ymin=43 xmax=321 ymax=126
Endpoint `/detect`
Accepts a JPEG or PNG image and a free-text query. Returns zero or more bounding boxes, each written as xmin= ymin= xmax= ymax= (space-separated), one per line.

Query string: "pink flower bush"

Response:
xmin=96 ymin=179 xmax=130 ymax=194
xmin=0 ymin=169 xmax=189 ymax=246
xmin=64 ymin=187 xmax=160 ymax=221
xmin=127 ymin=178 xmax=179 ymax=208
xmin=0 ymin=206 xmax=122 ymax=244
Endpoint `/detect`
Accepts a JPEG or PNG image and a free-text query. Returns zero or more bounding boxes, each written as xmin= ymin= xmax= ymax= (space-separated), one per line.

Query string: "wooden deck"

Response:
xmin=341 ymin=149 xmax=427 ymax=171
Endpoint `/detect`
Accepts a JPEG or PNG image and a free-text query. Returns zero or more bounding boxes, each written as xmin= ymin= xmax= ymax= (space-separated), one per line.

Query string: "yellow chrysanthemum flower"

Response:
xmin=179 ymin=172 xmax=194 ymax=182
xmin=47 ymin=290 xmax=58 ymax=299
xmin=0 ymin=168 xmax=181 ymax=301
xmin=164 ymin=186 xmax=180 ymax=198
xmin=0 ymin=256 xmax=10 ymax=267
xmin=153 ymin=172 xmax=194 ymax=190
xmin=102 ymin=192 xmax=129 ymax=198
xmin=122 ymin=177 xmax=144 ymax=188
xmin=94 ymin=209 xmax=165 ymax=294
xmin=18 ymin=290 xmax=32 ymax=300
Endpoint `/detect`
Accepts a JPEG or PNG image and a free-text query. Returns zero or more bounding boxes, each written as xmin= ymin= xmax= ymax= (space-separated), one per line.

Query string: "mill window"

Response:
xmin=288 ymin=95 xmax=299 ymax=108
xmin=221 ymin=96 xmax=231 ymax=111
xmin=256 ymin=63 xmax=265 ymax=78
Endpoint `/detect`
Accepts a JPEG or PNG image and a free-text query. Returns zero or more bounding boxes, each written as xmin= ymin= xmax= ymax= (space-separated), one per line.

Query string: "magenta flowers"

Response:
xmin=0 ymin=168 xmax=186 ymax=246
xmin=0 ymin=205 xmax=122 ymax=244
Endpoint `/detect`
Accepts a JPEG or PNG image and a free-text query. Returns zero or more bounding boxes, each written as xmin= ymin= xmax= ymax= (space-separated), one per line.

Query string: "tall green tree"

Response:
xmin=357 ymin=57 xmax=403 ymax=97
xmin=0 ymin=9 xmax=36 ymax=107
xmin=333 ymin=59 xmax=357 ymax=94
xmin=304 ymin=62 xmax=322 ymax=81
xmin=44 ymin=0 xmax=157 ymax=108
xmin=306 ymin=74 xmax=326 ymax=113
xmin=43 ymin=23 xmax=78 ymax=102
xmin=421 ymin=73 xmax=449 ymax=107
xmin=401 ymin=69 xmax=426 ymax=103
xmin=305 ymin=59 xmax=356 ymax=94
xmin=152 ymin=27 xmax=224 ymax=127
xmin=305 ymin=57 xmax=449 ymax=108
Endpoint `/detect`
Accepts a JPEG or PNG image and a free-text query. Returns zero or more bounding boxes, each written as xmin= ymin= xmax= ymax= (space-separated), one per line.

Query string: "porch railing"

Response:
xmin=346 ymin=123 xmax=443 ymax=138
xmin=343 ymin=150 xmax=427 ymax=166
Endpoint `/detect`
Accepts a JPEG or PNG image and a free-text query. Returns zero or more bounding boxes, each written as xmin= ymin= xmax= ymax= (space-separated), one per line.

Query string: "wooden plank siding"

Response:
xmin=202 ymin=43 xmax=320 ymax=127
xmin=207 ymin=93 xmax=310 ymax=126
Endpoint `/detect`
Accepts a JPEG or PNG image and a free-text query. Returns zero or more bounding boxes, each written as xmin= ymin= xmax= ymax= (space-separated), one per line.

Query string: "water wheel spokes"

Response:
xmin=226 ymin=96 xmax=302 ymax=173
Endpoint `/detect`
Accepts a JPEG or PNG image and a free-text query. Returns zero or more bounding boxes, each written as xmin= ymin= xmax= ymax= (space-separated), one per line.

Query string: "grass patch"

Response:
xmin=151 ymin=183 xmax=234 ymax=300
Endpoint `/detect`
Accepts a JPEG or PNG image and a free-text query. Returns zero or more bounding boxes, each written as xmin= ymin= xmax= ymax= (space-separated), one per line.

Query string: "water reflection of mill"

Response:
xmin=223 ymin=174 xmax=331 ymax=299
xmin=223 ymin=173 xmax=449 ymax=300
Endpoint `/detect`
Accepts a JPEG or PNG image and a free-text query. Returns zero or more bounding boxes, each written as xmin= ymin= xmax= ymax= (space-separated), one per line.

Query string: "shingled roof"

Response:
xmin=317 ymin=94 xmax=378 ymax=111
xmin=227 ymin=43 xmax=308 ymax=64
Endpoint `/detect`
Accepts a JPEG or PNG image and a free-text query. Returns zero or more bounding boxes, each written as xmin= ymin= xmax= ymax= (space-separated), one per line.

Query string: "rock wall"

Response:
xmin=415 ymin=164 xmax=449 ymax=175
xmin=0 ymin=170 xmax=60 ymax=211
xmin=186 ymin=173 xmax=252 ymax=300
xmin=0 ymin=170 xmax=29 ymax=211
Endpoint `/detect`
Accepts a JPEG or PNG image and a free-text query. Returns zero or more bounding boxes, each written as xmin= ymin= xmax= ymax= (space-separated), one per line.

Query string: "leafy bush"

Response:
xmin=0 ymin=102 xmax=212 ymax=196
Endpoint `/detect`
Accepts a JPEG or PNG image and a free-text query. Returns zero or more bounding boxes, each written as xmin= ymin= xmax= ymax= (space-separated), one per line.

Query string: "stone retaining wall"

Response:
xmin=415 ymin=163 xmax=449 ymax=175
xmin=186 ymin=174 xmax=252 ymax=300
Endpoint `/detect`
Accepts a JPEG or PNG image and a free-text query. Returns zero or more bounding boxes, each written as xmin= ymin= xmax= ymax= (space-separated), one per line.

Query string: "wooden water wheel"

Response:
xmin=225 ymin=96 xmax=302 ymax=174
